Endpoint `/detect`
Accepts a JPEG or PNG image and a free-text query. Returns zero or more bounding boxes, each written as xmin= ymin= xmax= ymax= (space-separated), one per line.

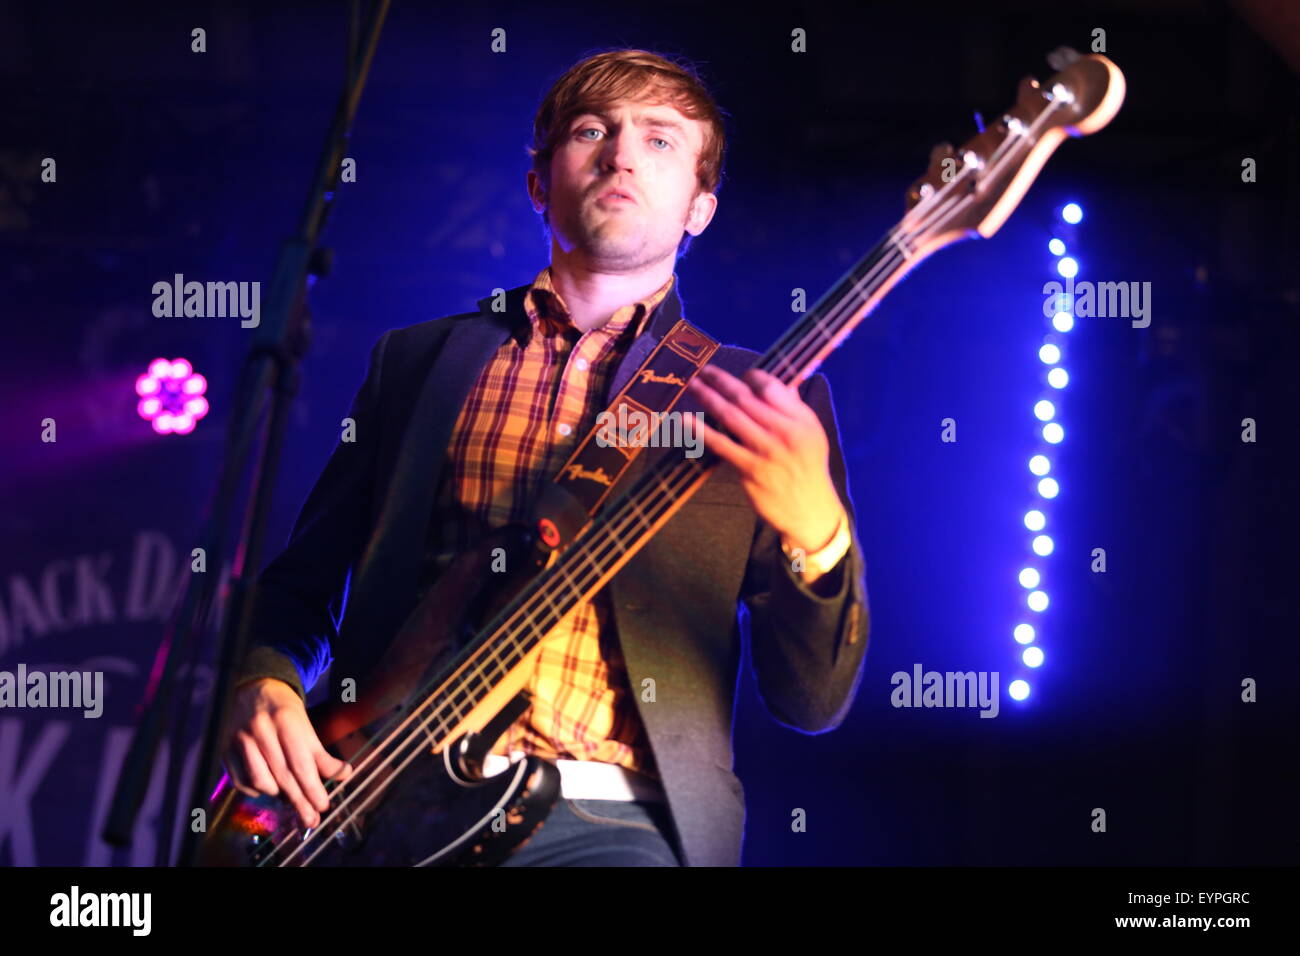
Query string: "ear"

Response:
xmin=685 ymin=190 xmax=718 ymax=237
xmin=526 ymin=169 xmax=547 ymax=214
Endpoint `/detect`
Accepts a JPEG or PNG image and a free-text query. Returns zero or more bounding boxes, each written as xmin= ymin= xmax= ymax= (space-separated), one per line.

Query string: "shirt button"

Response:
xmin=575 ymin=357 xmax=589 ymax=372
xmin=557 ymin=423 xmax=572 ymax=436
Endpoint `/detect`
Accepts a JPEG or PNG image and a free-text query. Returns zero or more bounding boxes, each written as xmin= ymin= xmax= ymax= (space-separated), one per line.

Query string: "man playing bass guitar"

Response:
xmin=222 ymin=47 xmax=870 ymax=868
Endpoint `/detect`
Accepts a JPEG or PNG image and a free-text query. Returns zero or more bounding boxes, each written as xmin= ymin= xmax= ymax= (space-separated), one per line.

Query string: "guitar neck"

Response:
xmin=756 ymin=231 xmax=906 ymax=385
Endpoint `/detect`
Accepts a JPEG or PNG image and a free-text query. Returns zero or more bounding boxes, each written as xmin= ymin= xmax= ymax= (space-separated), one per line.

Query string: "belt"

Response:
xmin=482 ymin=752 xmax=667 ymax=803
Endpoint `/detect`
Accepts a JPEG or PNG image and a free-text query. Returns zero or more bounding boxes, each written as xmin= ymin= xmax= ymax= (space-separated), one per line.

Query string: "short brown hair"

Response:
xmin=528 ymin=48 xmax=728 ymax=253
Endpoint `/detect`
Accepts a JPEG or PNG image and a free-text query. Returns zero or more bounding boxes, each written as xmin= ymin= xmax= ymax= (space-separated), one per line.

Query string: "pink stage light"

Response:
xmin=136 ymin=357 xmax=210 ymax=434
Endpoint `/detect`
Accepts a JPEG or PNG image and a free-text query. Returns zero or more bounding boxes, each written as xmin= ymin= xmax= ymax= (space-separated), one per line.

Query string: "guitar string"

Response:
xmin=269 ymin=95 xmax=1067 ymax=865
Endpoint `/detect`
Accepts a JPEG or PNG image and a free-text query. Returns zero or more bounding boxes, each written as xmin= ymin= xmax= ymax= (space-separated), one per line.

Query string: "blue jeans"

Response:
xmin=499 ymin=798 xmax=682 ymax=867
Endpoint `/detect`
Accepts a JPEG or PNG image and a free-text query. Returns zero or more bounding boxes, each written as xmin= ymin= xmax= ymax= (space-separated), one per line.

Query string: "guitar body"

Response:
xmin=199 ymin=523 xmax=564 ymax=867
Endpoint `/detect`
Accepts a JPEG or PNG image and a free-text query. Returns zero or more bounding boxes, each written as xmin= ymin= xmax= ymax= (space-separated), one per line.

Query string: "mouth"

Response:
xmin=596 ymin=189 xmax=637 ymax=205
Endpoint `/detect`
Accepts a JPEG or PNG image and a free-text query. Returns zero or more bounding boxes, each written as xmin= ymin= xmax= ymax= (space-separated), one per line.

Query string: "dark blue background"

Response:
xmin=1 ymin=0 xmax=1296 ymax=865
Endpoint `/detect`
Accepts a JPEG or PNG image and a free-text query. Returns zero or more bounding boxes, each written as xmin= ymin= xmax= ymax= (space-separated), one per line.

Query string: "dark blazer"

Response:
xmin=236 ymin=278 xmax=871 ymax=867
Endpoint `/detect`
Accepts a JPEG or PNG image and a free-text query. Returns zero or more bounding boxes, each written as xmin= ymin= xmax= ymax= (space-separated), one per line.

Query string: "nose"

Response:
xmin=598 ymin=126 xmax=637 ymax=175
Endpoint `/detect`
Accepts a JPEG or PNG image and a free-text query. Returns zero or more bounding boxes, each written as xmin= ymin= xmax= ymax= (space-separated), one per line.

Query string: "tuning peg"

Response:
xmin=1046 ymin=46 xmax=1081 ymax=71
xmin=929 ymin=142 xmax=955 ymax=164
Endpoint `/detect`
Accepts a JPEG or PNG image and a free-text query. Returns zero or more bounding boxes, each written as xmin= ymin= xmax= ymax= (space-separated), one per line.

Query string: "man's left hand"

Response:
xmin=688 ymin=365 xmax=845 ymax=571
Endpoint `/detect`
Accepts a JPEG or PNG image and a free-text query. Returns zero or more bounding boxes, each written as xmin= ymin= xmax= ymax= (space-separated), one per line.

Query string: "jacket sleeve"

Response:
xmin=739 ymin=370 xmax=870 ymax=732
xmin=232 ymin=329 xmax=392 ymax=703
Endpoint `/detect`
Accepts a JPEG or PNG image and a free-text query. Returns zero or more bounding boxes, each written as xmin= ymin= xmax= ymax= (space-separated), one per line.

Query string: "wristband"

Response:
xmin=781 ymin=507 xmax=850 ymax=577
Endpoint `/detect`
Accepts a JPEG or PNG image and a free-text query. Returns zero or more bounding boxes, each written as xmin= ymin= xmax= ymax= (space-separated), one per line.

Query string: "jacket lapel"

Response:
xmin=337 ymin=287 xmax=524 ymax=663
xmin=606 ymin=275 xmax=685 ymax=400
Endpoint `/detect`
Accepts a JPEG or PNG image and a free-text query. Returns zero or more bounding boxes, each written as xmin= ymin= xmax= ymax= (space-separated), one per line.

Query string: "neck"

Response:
xmin=546 ymin=246 xmax=673 ymax=333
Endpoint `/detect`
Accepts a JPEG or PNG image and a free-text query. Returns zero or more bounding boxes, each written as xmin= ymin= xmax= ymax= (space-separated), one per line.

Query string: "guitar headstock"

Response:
xmin=899 ymin=52 xmax=1125 ymax=258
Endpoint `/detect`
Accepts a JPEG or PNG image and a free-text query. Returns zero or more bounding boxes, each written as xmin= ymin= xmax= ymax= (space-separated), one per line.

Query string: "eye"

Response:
xmin=577 ymin=127 xmax=604 ymax=141
xmin=650 ymin=137 xmax=672 ymax=150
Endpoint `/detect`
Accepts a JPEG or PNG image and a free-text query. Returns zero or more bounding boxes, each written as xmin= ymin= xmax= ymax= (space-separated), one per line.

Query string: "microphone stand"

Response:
xmin=102 ymin=0 xmax=391 ymax=866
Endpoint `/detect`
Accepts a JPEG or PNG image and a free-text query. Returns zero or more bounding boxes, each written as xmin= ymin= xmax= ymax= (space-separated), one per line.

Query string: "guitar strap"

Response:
xmin=531 ymin=318 xmax=720 ymax=554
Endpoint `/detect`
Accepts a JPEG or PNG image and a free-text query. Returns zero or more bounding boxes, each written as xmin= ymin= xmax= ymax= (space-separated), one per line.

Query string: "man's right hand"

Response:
xmin=223 ymin=678 xmax=354 ymax=830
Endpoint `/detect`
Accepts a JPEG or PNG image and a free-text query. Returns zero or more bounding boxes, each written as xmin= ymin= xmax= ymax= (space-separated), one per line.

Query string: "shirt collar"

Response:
xmin=520 ymin=266 xmax=676 ymax=346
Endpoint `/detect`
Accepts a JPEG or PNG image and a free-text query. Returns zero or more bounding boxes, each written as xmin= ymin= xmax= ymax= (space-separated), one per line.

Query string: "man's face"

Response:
xmin=528 ymin=96 xmax=717 ymax=270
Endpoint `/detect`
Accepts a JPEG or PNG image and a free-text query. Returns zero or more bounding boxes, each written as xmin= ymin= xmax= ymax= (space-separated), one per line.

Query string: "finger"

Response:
xmin=315 ymin=749 xmax=355 ymax=788
xmin=229 ymin=735 xmax=278 ymax=798
xmin=223 ymin=741 xmax=256 ymax=797
xmin=696 ymin=417 xmax=759 ymax=474
xmin=742 ymin=367 xmax=810 ymax=420
xmin=253 ymin=719 xmax=319 ymax=828
xmin=690 ymin=374 xmax=774 ymax=454
xmin=277 ymin=717 xmax=334 ymax=815
xmin=707 ymin=366 xmax=795 ymax=426
xmin=743 ymin=369 xmax=831 ymax=462
xmin=696 ymin=366 xmax=805 ymax=452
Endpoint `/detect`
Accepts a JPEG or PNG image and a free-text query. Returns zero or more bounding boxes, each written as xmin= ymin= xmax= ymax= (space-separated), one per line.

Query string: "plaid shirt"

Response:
xmin=427 ymin=266 xmax=675 ymax=780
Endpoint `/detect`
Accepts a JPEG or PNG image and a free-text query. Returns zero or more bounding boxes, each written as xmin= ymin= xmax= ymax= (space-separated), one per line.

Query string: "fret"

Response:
xmin=533 ymin=582 xmax=563 ymax=628
xmin=568 ymin=544 xmax=600 ymax=588
xmin=552 ymin=559 xmax=583 ymax=602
